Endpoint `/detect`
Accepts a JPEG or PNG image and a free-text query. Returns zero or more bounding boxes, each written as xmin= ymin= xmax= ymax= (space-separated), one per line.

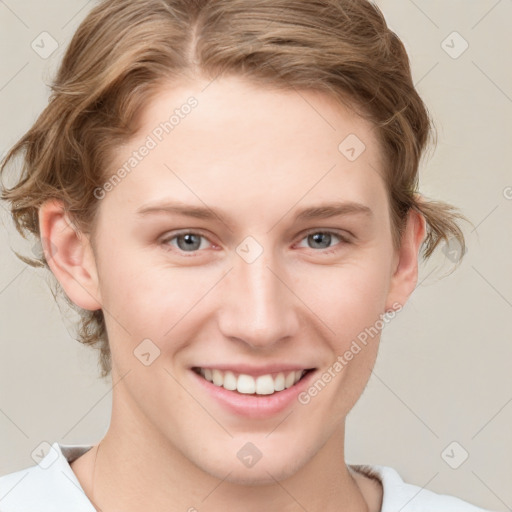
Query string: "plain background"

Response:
xmin=0 ymin=1 xmax=511 ymax=510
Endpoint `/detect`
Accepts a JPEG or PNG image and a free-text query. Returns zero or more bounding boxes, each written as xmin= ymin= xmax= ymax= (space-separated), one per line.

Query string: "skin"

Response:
xmin=39 ymin=75 xmax=426 ymax=511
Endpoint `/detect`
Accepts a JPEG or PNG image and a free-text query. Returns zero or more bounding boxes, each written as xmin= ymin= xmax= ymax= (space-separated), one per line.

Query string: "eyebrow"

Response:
xmin=136 ymin=200 xmax=373 ymax=226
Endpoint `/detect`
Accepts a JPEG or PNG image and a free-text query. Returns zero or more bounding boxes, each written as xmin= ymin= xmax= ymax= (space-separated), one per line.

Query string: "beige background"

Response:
xmin=0 ymin=1 xmax=511 ymax=510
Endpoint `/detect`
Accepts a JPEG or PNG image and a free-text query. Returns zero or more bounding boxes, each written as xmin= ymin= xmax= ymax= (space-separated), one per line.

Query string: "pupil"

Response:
xmin=310 ymin=232 xmax=330 ymax=249
xmin=178 ymin=234 xmax=200 ymax=251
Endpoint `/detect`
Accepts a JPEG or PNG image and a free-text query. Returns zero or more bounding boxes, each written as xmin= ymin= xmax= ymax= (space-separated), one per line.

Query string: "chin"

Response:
xmin=195 ymin=448 xmax=309 ymax=486
xmin=210 ymin=465 xmax=296 ymax=487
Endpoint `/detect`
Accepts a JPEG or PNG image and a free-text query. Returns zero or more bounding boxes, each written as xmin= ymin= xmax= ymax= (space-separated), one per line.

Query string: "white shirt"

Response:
xmin=0 ymin=442 xmax=494 ymax=511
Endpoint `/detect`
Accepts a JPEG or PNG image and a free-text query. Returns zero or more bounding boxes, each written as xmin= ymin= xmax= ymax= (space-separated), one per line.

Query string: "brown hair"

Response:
xmin=0 ymin=0 xmax=469 ymax=378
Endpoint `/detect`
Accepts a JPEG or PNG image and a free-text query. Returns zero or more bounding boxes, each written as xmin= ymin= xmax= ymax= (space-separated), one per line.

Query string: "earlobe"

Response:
xmin=38 ymin=199 xmax=102 ymax=311
xmin=385 ymin=208 xmax=427 ymax=311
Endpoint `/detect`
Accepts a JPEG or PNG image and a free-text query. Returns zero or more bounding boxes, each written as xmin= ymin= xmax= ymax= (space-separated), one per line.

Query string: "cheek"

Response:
xmin=297 ymin=256 xmax=392 ymax=344
xmin=96 ymin=249 xmax=220 ymax=352
xmin=298 ymin=262 xmax=390 ymax=409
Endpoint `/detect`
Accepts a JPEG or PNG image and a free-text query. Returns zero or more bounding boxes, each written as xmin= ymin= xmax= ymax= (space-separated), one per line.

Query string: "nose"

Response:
xmin=217 ymin=245 xmax=300 ymax=350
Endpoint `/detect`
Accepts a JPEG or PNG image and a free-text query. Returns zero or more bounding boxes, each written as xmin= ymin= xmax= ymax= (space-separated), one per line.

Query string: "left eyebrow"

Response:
xmin=293 ymin=201 xmax=373 ymax=222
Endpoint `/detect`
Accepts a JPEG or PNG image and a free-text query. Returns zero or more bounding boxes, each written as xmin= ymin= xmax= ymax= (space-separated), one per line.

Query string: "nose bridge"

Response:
xmin=218 ymin=243 xmax=298 ymax=347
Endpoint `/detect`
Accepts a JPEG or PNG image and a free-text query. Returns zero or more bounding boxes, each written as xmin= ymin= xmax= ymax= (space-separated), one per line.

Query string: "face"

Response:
xmin=53 ymin=75 xmax=420 ymax=484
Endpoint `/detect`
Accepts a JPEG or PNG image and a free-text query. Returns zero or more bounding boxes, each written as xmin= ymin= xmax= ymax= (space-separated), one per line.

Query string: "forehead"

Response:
xmin=103 ymin=76 xmax=387 ymax=218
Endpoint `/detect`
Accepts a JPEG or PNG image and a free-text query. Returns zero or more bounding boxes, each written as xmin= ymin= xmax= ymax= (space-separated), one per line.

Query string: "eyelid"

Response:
xmin=298 ymin=227 xmax=352 ymax=241
xmin=160 ymin=229 xmax=215 ymax=247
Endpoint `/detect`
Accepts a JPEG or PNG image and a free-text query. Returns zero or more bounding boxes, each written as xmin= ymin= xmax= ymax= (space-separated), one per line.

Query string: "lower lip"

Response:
xmin=191 ymin=369 xmax=317 ymax=419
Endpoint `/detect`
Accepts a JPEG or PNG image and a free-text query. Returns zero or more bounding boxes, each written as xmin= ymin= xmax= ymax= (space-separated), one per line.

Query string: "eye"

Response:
xmin=296 ymin=230 xmax=350 ymax=253
xmin=160 ymin=229 xmax=351 ymax=256
xmin=161 ymin=231 xmax=212 ymax=253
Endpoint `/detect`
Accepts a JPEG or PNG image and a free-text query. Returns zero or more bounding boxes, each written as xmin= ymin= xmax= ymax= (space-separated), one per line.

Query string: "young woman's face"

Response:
xmin=86 ymin=76 xmax=417 ymax=483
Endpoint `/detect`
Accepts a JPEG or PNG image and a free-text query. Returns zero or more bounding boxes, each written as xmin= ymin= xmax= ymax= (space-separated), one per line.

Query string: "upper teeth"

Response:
xmin=198 ymin=368 xmax=306 ymax=395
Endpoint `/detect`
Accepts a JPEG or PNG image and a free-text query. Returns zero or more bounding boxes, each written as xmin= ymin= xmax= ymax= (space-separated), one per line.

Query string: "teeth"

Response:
xmin=223 ymin=371 xmax=237 ymax=391
xmin=237 ymin=374 xmax=256 ymax=394
xmin=197 ymin=368 xmax=307 ymax=395
xmin=255 ymin=375 xmax=274 ymax=395
xmin=274 ymin=372 xmax=285 ymax=391
xmin=212 ymin=369 xmax=223 ymax=387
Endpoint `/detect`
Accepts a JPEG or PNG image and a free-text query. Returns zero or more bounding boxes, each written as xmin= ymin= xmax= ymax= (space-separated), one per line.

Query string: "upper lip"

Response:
xmin=192 ymin=364 xmax=316 ymax=377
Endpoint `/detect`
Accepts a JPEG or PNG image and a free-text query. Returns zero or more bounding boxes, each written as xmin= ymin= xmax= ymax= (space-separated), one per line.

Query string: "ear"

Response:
xmin=385 ymin=206 xmax=427 ymax=311
xmin=38 ymin=199 xmax=102 ymax=310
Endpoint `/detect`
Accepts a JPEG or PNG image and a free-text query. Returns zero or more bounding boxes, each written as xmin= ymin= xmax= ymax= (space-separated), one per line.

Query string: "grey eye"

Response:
xmin=163 ymin=232 xmax=210 ymax=253
xmin=307 ymin=232 xmax=334 ymax=249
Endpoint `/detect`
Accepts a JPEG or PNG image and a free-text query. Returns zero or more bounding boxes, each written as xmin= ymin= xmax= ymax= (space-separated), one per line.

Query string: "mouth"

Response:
xmin=192 ymin=367 xmax=316 ymax=396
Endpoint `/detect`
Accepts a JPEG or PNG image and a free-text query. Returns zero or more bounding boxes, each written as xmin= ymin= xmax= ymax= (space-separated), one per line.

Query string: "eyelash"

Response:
xmin=160 ymin=229 xmax=351 ymax=256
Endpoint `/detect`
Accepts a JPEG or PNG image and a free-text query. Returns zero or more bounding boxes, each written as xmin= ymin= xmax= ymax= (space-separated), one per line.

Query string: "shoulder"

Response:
xmin=0 ymin=442 xmax=95 ymax=512
xmin=350 ymin=463 xmax=496 ymax=512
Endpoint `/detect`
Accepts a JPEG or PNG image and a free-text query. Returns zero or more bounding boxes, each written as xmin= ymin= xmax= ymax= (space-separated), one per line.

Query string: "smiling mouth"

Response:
xmin=192 ymin=367 xmax=315 ymax=396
